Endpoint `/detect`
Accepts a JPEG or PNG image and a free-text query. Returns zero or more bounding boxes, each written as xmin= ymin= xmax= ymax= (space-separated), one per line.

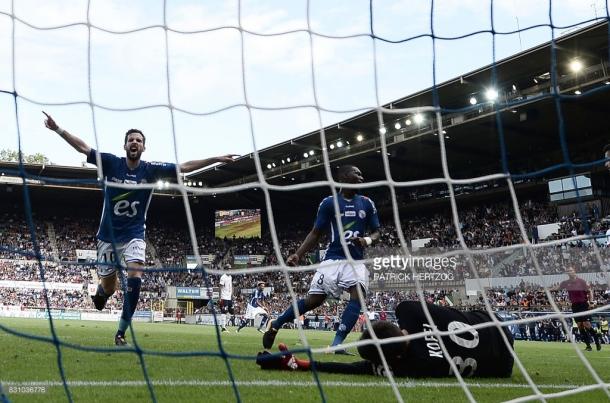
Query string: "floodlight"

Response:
xmin=569 ymin=59 xmax=583 ymax=73
xmin=485 ymin=88 xmax=498 ymax=101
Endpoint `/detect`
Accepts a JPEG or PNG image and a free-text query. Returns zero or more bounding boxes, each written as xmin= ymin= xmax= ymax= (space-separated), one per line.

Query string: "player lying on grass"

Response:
xmin=257 ymin=301 xmax=514 ymax=378
xmin=44 ymin=111 xmax=237 ymax=346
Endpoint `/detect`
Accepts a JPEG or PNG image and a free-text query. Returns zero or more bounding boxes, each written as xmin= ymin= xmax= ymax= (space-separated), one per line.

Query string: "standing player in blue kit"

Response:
xmin=44 ymin=111 xmax=236 ymax=345
xmin=263 ymin=165 xmax=380 ymax=354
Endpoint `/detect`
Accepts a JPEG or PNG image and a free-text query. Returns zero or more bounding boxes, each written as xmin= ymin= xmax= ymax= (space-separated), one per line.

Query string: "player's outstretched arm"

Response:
xmin=257 ymin=344 xmax=375 ymax=375
xmin=179 ymin=154 xmax=239 ymax=173
xmin=286 ymin=227 xmax=322 ymax=266
xmin=257 ymin=344 xmax=311 ymax=371
xmin=43 ymin=111 xmax=91 ymax=156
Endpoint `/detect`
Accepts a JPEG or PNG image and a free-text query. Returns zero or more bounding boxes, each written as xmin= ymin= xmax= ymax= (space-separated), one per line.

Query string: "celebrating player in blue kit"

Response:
xmin=263 ymin=165 xmax=380 ymax=354
xmin=43 ymin=111 xmax=236 ymax=346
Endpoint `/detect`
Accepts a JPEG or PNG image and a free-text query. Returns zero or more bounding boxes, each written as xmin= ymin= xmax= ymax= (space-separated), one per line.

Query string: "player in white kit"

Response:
xmin=219 ymin=264 xmax=234 ymax=332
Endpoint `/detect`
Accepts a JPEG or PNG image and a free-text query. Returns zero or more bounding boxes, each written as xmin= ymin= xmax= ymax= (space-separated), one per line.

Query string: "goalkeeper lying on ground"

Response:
xmin=257 ymin=302 xmax=514 ymax=377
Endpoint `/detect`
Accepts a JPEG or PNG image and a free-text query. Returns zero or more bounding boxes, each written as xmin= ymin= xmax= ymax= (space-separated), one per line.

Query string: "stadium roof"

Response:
xmin=187 ymin=21 xmax=610 ymax=187
xmin=0 ymin=161 xmax=96 ymax=180
xmin=1 ymin=22 xmax=609 ymax=218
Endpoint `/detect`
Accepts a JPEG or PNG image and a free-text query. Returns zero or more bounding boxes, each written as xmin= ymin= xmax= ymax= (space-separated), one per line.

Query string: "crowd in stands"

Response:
xmin=509 ymin=315 xmax=609 ymax=344
xmin=53 ymin=217 xmax=97 ymax=261
xmin=474 ymin=285 xmax=609 ymax=311
xmin=496 ymin=246 xmax=609 ymax=277
xmin=0 ymin=261 xmax=88 ymax=283
xmin=0 ymin=288 xmax=84 ymax=310
xmin=0 ymin=212 xmax=52 ymax=259
xmin=1 ymin=198 xmax=609 ymax=317
xmin=227 ymin=288 xmax=456 ymax=324
xmin=401 ymin=201 xmax=556 ymax=249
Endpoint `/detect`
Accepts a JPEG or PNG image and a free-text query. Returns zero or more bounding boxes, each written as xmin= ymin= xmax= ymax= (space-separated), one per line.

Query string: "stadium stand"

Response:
xmin=1 ymin=194 xmax=608 ymax=320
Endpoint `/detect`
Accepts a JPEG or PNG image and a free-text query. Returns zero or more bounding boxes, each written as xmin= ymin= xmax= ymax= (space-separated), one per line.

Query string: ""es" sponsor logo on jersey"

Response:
xmin=114 ymin=200 xmax=140 ymax=217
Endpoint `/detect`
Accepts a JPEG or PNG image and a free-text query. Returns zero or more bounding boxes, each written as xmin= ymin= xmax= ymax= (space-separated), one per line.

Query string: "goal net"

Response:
xmin=1 ymin=1 xmax=609 ymax=402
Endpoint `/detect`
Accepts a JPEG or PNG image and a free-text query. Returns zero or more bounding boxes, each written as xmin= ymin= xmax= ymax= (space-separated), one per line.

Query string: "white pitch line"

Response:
xmin=2 ymin=380 xmax=606 ymax=390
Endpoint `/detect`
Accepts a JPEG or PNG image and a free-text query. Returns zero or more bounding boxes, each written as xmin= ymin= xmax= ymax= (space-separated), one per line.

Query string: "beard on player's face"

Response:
xmin=125 ymin=136 xmax=145 ymax=161
xmin=126 ymin=147 xmax=143 ymax=161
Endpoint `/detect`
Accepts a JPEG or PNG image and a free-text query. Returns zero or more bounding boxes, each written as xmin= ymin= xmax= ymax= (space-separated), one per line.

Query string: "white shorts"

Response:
xmin=308 ymin=259 xmax=369 ymax=299
xmin=245 ymin=304 xmax=268 ymax=320
xmin=96 ymin=239 xmax=146 ymax=277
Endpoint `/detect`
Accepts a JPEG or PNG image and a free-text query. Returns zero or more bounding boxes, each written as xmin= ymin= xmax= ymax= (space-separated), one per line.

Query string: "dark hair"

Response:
xmin=336 ymin=165 xmax=356 ymax=180
xmin=357 ymin=321 xmax=408 ymax=365
xmin=603 ymin=144 xmax=610 ymax=155
xmin=124 ymin=129 xmax=145 ymax=145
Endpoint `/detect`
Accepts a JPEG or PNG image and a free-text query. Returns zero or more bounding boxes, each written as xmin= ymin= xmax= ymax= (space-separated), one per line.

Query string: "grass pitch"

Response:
xmin=215 ymin=219 xmax=260 ymax=239
xmin=1 ymin=319 xmax=609 ymax=402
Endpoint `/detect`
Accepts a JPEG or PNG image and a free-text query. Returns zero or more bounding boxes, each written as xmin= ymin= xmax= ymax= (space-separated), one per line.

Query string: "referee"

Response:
xmin=556 ymin=266 xmax=601 ymax=351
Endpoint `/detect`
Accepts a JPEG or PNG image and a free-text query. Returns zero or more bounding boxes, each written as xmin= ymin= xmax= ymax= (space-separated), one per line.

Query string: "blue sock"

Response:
xmin=237 ymin=318 xmax=248 ymax=331
xmin=274 ymin=299 xmax=307 ymax=328
xmin=331 ymin=299 xmax=361 ymax=346
xmin=117 ymin=277 xmax=142 ymax=335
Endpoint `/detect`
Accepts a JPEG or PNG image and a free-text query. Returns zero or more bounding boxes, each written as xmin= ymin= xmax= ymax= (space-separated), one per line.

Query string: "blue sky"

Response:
xmin=0 ymin=0 xmax=607 ymax=167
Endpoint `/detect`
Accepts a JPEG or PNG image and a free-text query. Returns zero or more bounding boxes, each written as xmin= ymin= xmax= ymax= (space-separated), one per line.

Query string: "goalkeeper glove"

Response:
xmin=256 ymin=343 xmax=311 ymax=371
